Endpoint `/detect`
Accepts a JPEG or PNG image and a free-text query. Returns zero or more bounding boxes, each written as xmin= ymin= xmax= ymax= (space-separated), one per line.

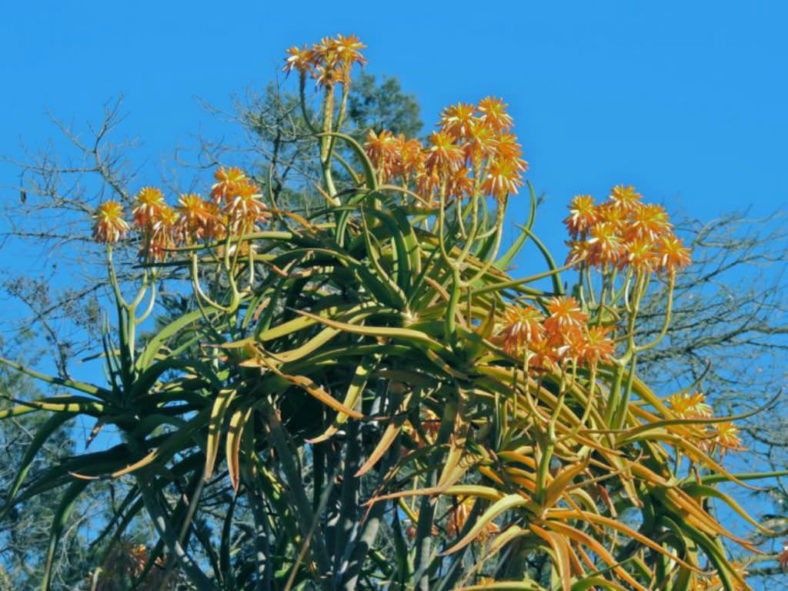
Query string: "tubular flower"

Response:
xmin=464 ymin=121 xmax=499 ymax=166
xmin=424 ymin=130 xmax=464 ymax=176
xmin=667 ymin=392 xmax=712 ymax=419
xmin=223 ymin=181 xmax=270 ymax=232
xmin=477 ymin=96 xmax=514 ymax=131
xmin=713 ymin=422 xmax=743 ymax=454
xmin=175 ymin=194 xmax=216 ymax=244
xmin=497 ymin=305 xmax=545 ymax=356
xmin=564 ymin=195 xmax=598 ymax=238
xmin=395 ymin=137 xmax=425 ymax=180
xmin=624 ymin=237 xmax=658 ymax=273
xmin=440 ymin=102 xmax=477 ymax=139
xmin=92 ymin=200 xmax=130 ymax=244
xmin=364 ymin=130 xmax=401 ymax=181
xmin=656 ymin=235 xmax=692 ymax=272
xmin=587 ymin=222 xmax=624 ymax=268
xmin=283 ymin=34 xmax=365 ymax=87
xmin=132 ymin=187 xmax=167 ymax=228
xmin=626 ymin=203 xmax=672 ymax=241
xmin=609 ymin=185 xmax=643 ymax=212
xmin=543 ymin=296 xmax=588 ymax=344
xmin=333 ymin=33 xmax=367 ymax=66
xmin=482 ymin=157 xmax=524 ymax=200
xmin=146 ymin=205 xmax=179 ymax=261
xmin=211 ymin=167 xmax=250 ymax=202
xmin=579 ymin=326 xmax=615 ymax=367
xmin=283 ymin=44 xmax=315 ymax=76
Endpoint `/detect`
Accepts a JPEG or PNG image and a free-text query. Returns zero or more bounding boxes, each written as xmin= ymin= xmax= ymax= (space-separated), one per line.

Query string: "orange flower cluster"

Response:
xmin=284 ymin=34 xmax=366 ymax=87
xmin=90 ymin=167 xmax=270 ymax=260
xmin=667 ymin=392 xmax=743 ymax=455
xmin=495 ymin=296 xmax=614 ymax=370
xmin=364 ymin=97 xmax=527 ymax=204
xmin=565 ymin=186 xmax=691 ymax=274
xmin=92 ymin=200 xmax=130 ymax=244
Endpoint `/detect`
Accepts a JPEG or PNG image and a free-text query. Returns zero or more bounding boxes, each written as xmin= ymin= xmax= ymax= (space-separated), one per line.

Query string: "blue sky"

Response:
xmin=2 ymin=1 xmax=786 ymax=234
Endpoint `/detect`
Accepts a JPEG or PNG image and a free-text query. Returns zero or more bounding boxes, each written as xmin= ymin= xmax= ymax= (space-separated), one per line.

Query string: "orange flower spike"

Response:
xmin=656 ymin=234 xmax=692 ymax=272
xmin=543 ymin=296 xmax=588 ymax=338
xmin=609 ymin=184 xmax=643 ymax=213
xmin=424 ymin=130 xmax=464 ymax=176
xmin=477 ymin=96 xmax=514 ymax=132
xmin=92 ymin=201 xmax=130 ymax=244
xmin=176 ymin=194 xmax=215 ymax=243
xmin=482 ymin=157 xmax=524 ymax=200
xmin=463 ymin=121 xmax=499 ymax=168
xmin=580 ymin=326 xmax=615 ymax=367
xmin=624 ymin=237 xmax=658 ymax=273
xmin=446 ymin=166 xmax=474 ymax=199
xmin=627 ymin=203 xmax=672 ymax=242
xmin=494 ymin=132 xmax=528 ymax=171
xmin=565 ymin=239 xmax=591 ymax=268
xmin=146 ymin=205 xmax=179 ymax=261
xmin=211 ymin=167 xmax=248 ymax=202
xmin=587 ymin=222 xmax=624 ymax=268
xmin=667 ymin=391 xmax=712 ymax=419
xmin=714 ymin=422 xmax=743 ymax=453
xmin=132 ymin=187 xmax=167 ymax=228
xmin=364 ymin=129 xmax=400 ymax=181
xmin=224 ymin=180 xmax=270 ymax=231
xmin=396 ymin=137 xmax=425 ymax=179
xmin=564 ymin=195 xmax=598 ymax=238
xmin=333 ymin=33 xmax=366 ymax=66
xmin=440 ymin=103 xmax=478 ymax=139
xmin=497 ymin=305 xmax=545 ymax=356
xmin=283 ymin=44 xmax=315 ymax=76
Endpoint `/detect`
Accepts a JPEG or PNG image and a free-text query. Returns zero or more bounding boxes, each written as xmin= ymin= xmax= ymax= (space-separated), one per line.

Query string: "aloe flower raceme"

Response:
xmin=2 ymin=33 xmax=783 ymax=591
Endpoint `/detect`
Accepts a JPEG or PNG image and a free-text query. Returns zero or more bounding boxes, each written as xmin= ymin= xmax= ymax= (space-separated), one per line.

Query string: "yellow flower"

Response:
xmin=92 ymin=200 xmax=130 ymax=244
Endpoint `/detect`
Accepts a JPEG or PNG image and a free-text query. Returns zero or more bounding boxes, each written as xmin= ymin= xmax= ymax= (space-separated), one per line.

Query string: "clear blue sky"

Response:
xmin=2 ymin=0 xmax=786 ymax=234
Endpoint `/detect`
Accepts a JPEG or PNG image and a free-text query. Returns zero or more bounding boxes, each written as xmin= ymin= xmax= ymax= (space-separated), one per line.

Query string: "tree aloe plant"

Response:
xmin=1 ymin=33 xmax=782 ymax=590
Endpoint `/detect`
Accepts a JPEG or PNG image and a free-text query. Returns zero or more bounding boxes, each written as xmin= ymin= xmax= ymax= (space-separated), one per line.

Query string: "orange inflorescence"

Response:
xmin=94 ymin=166 xmax=269 ymax=259
xmin=284 ymin=33 xmax=366 ymax=87
xmin=495 ymin=296 xmax=614 ymax=370
xmin=667 ymin=392 xmax=744 ymax=457
xmin=175 ymin=193 xmax=220 ymax=244
xmin=364 ymin=97 xmax=527 ymax=204
xmin=565 ymin=185 xmax=691 ymax=274
xmin=92 ymin=200 xmax=130 ymax=244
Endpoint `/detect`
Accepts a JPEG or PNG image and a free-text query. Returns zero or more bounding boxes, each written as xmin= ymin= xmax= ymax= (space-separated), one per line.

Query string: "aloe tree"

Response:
xmin=1 ymin=33 xmax=782 ymax=590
